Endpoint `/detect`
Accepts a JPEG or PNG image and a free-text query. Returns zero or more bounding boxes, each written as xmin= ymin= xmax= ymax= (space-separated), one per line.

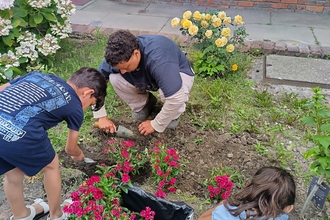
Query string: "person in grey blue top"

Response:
xmin=198 ymin=167 xmax=296 ymax=220
xmin=93 ymin=30 xmax=194 ymax=136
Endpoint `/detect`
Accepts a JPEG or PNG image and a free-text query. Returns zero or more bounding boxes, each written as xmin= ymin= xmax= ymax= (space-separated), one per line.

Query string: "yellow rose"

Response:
xmin=234 ymin=15 xmax=243 ymax=24
xmin=212 ymin=17 xmax=221 ymax=28
xmin=201 ymin=13 xmax=206 ymax=20
xmin=221 ymin=37 xmax=228 ymax=46
xmin=232 ymin=64 xmax=238 ymax=71
xmin=205 ymin=14 xmax=211 ymax=20
xmin=205 ymin=30 xmax=213 ymax=38
xmin=188 ymin=25 xmax=199 ymax=36
xmin=201 ymin=20 xmax=209 ymax=28
xmin=218 ymin=11 xmax=226 ymax=20
xmin=183 ymin=11 xmax=192 ymax=19
xmin=215 ymin=38 xmax=223 ymax=47
xmin=223 ymin=17 xmax=231 ymax=24
xmin=171 ymin=17 xmax=181 ymax=28
xmin=221 ymin=27 xmax=231 ymax=37
xmin=193 ymin=11 xmax=202 ymax=20
xmin=226 ymin=44 xmax=235 ymax=52
xmin=182 ymin=19 xmax=192 ymax=29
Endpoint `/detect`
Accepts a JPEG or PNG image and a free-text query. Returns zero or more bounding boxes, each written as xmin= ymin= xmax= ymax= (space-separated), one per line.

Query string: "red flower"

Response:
xmin=122 ymin=173 xmax=130 ymax=183
xmin=155 ymin=189 xmax=166 ymax=198
xmin=121 ymin=150 xmax=130 ymax=158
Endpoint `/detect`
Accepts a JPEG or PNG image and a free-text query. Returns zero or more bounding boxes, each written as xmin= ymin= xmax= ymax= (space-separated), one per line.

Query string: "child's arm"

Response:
xmin=0 ymin=83 xmax=10 ymax=92
xmin=65 ymin=129 xmax=84 ymax=161
xmin=198 ymin=201 xmax=224 ymax=220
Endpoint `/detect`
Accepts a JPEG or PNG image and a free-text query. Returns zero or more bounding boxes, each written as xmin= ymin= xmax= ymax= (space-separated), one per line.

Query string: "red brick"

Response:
xmin=306 ymin=5 xmax=324 ymax=12
xmin=252 ymin=0 xmax=263 ymax=2
xmin=237 ymin=1 xmax=254 ymax=7
xmin=265 ymin=0 xmax=280 ymax=2
xmin=272 ymin=3 xmax=288 ymax=8
xmin=281 ymin=0 xmax=297 ymax=3
xmin=298 ymin=0 xmax=307 ymax=4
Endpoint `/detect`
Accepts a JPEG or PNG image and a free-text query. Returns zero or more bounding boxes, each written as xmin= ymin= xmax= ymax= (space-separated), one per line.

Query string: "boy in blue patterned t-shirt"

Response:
xmin=0 ymin=67 xmax=107 ymax=220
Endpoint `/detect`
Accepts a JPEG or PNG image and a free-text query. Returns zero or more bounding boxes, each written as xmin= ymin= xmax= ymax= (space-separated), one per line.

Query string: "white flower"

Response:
xmin=0 ymin=17 xmax=13 ymax=36
xmin=0 ymin=50 xmax=19 ymax=75
xmin=0 ymin=0 xmax=14 ymax=10
xmin=55 ymin=0 xmax=76 ymax=17
xmin=16 ymin=31 xmax=39 ymax=61
xmin=27 ymin=0 xmax=51 ymax=8
xmin=50 ymin=20 xmax=72 ymax=39
xmin=37 ymin=34 xmax=61 ymax=56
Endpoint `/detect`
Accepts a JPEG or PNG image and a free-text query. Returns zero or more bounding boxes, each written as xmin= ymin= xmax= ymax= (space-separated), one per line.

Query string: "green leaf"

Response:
xmin=312 ymin=135 xmax=330 ymax=148
xmin=12 ymin=17 xmax=22 ymax=28
xmin=4 ymin=69 xmax=13 ymax=80
xmin=300 ymin=116 xmax=315 ymax=125
xmin=34 ymin=13 xmax=43 ymax=24
xmin=321 ymin=124 xmax=330 ymax=132
xmin=13 ymin=8 xmax=28 ymax=18
xmin=18 ymin=57 xmax=28 ymax=64
xmin=2 ymin=35 xmax=14 ymax=46
xmin=29 ymin=16 xmax=37 ymax=27
xmin=41 ymin=12 xmax=56 ymax=21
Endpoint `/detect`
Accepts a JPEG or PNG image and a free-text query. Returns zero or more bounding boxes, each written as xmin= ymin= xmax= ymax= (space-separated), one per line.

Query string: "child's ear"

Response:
xmin=283 ymin=205 xmax=293 ymax=213
xmin=83 ymin=88 xmax=94 ymax=97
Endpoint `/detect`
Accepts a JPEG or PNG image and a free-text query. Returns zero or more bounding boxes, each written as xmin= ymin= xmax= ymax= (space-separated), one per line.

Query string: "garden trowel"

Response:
xmin=94 ymin=122 xmax=135 ymax=139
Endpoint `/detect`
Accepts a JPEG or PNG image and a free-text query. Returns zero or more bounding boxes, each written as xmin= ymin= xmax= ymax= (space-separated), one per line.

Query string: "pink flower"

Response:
xmin=168 ymin=161 xmax=179 ymax=167
xmin=164 ymin=155 xmax=170 ymax=162
xmin=122 ymin=140 xmax=134 ymax=147
xmin=155 ymin=189 xmax=166 ymax=198
xmin=108 ymin=139 xmax=117 ymax=144
xmin=158 ymin=181 xmax=165 ymax=189
xmin=169 ymin=177 xmax=176 ymax=185
xmin=122 ymin=173 xmax=130 ymax=183
xmin=86 ymin=176 xmax=101 ymax=185
xmin=165 ymin=148 xmax=177 ymax=156
xmin=167 ymin=187 xmax=177 ymax=193
xmin=121 ymin=150 xmax=130 ymax=158
xmin=157 ymin=170 xmax=163 ymax=176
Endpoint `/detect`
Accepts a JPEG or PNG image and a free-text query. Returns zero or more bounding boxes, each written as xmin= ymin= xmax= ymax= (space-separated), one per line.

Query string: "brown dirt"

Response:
xmin=1 ymin=58 xmax=329 ymax=220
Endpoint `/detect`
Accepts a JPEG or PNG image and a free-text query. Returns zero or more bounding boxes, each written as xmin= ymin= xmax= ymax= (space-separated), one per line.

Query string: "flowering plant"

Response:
xmin=171 ymin=10 xmax=248 ymax=78
xmin=64 ymin=164 xmax=155 ymax=219
xmin=0 ymin=0 xmax=75 ymax=83
xmin=104 ymin=139 xmax=148 ymax=178
xmin=203 ymin=164 xmax=241 ymax=202
xmin=148 ymin=142 xmax=183 ymax=198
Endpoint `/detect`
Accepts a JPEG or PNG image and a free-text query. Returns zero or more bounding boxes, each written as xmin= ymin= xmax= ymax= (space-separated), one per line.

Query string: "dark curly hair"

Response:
xmin=68 ymin=67 xmax=107 ymax=111
xmin=104 ymin=30 xmax=140 ymax=66
xmin=224 ymin=166 xmax=296 ymax=220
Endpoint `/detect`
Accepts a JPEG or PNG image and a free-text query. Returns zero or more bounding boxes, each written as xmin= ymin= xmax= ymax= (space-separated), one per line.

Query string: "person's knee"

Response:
xmin=42 ymin=154 xmax=59 ymax=173
xmin=4 ymin=168 xmax=24 ymax=184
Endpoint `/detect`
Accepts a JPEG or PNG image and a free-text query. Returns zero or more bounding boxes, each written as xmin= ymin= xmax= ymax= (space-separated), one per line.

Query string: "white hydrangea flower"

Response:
xmin=27 ymin=0 xmax=51 ymax=8
xmin=55 ymin=0 xmax=76 ymax=17
xmin=26 ymin=61 xmax=46 ymax=72
xmin=0 ymin=50 xmax=20 ymax=71
xmin=0 ymin=0 xmax=14 ymax=10
xmin=37 ymin=34 xmax=61 ymax=56
xmin=16 ymin=31 xmax=39 ymax=61
xmin=0 ymin=17 xmax=13 ymax=36
xmin=50 ymin=19 xmax=72 ymax=39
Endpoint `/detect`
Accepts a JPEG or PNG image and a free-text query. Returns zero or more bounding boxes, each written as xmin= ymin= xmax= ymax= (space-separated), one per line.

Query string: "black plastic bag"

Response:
xmin=121 ymin=184 xmax=194 ymax=220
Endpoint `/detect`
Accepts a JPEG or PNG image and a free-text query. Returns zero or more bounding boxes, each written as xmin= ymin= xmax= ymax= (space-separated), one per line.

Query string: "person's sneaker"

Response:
xmin=132 ymin=93 xmax=157 ymax=121
xmin=166 ymin=118 xmax=180 ymax=129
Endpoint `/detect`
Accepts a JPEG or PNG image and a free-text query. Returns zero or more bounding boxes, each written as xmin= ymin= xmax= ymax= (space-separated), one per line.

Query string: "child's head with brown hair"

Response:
xmin=224 ymin=166 xmax=296 ymax=220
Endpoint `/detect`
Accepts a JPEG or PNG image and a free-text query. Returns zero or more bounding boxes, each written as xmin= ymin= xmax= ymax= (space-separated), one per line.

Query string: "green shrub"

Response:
xmin=0 ymin=0 xmax=75 ymax=83
xmin=171 ymin=10 xmax=248 ymax=77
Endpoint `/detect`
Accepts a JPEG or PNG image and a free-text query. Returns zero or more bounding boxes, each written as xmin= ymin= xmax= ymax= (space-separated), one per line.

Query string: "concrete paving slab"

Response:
xmin=270 ymin=11 xmax=330 ymax=29
xmin=313 ymin=28 xmax=330 ymax=47
xmin=266 ymin=55 xmax=330 ymax=84
xmin=82 ymin=0 xmax=148 ymax=15
xmin=245 ymin=24 xmax=314 ymax=45
xmin=70 ymin=10 xmax=108 ymax=25
xmin=100 ymin=13 xmax=170 ymax=32
xmin=145 ymin=3 xmax=208 ymax=18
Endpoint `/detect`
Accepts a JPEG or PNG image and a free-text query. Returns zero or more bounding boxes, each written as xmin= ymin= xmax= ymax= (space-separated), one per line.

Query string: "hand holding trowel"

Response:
xmin=94 ymin=121 xmax=135 ymax=139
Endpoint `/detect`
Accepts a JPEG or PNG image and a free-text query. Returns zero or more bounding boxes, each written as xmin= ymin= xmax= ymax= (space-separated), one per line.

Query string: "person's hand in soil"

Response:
xmin=96 ymin=116 xmax=116 ymax=133
xmin=138 ymin=120 xmax=155 ymax=136
xmin=70 ymin=149 xmax=84 ymax=161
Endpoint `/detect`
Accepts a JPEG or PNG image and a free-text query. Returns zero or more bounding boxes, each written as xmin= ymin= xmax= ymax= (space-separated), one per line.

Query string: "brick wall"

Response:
xmin=121 ymin=0 xmax=330 ymax=14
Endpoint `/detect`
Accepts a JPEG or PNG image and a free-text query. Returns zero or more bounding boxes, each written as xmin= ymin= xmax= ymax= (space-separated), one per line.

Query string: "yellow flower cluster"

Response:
xmin=170 ymin=10 xmax=245 ymax=52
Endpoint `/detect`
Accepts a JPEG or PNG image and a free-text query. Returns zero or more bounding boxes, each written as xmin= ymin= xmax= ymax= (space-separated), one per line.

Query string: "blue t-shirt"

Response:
xmin=212 ymin=204 xmax=289 ymax=220
xmin=98 ymin=34 xmax=194 ymax=98
xmin=0 ymin=71 xmax=83 ymax=153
